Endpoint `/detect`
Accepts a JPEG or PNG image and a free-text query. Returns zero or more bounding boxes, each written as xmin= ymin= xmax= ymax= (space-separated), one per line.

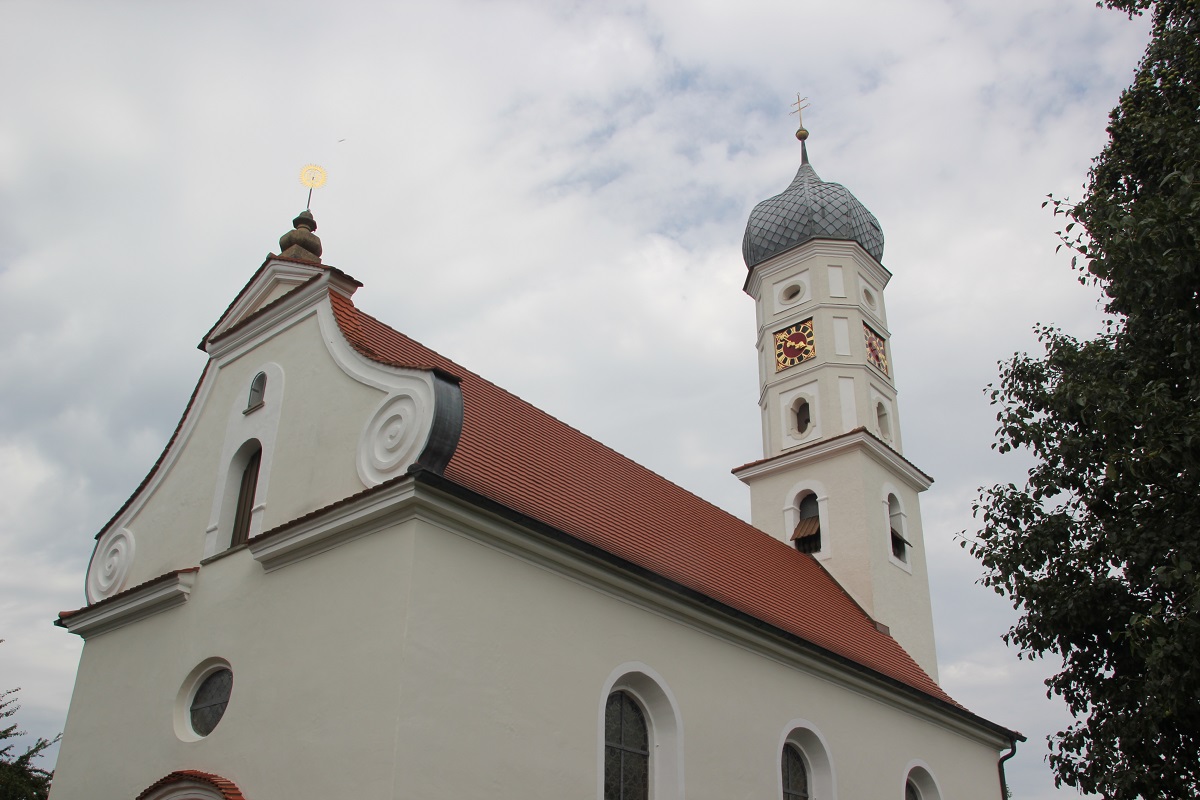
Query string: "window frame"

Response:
xmin=598 ymin=664 xmax=683 ymax=800
xmin=604 ymin=690 xmax=650 ymax=800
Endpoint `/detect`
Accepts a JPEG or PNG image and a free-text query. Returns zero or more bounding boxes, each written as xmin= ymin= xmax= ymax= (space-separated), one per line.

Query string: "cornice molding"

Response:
xmin=744 ymin=239 xmax=892 ymax=299
xmin=205 ymin=270 xmax=356 ymax=361
xmin=403 ymin=475 xmax=1006 ymax=748
xmin=238 ymin=470 xmax=1006 ymax=745
xmin=248 ymin=479 xmax=420 ymax=571
xmin=733 ymin=429 xmax=932 ymax=492
xmin=58 ymin=570 xmax=197 ymax=639
xmin=207 ymin=258 xmax=326 ymax=343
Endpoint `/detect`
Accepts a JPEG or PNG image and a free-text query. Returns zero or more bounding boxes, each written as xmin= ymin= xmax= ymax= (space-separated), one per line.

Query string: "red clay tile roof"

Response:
xmin=136 ymin=770 xmax=246 ymax=800
xmin=326 ymin=290 xmax=959 ymax=707
xmin=83 ymin=262 xmax=965 ymax=714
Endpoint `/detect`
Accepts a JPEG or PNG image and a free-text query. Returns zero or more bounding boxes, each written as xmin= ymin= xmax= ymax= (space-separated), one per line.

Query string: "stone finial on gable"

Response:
xmin=278 ymin=210 xmax=323 ymax=263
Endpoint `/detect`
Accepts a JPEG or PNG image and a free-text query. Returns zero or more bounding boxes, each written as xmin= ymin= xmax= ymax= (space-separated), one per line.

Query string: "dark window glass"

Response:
xmin=246 ymin=372 xmax=266 ymax=411
xmin=231 ymin=448 xmax=261 ymax=547
xmin=190 ymin=668 xmax=233 ymax=736
xmin=795 ymin=399 xmax=811 ymax=435
xmin=906 ymin=780 xmax=922 ymax=800
xmin=889 ymin=495 xmax=908 ymax=562
xmin=782 ymin=743 xmax=810 ymax=800
xmin=604 ymin=691 xmax=649 ymax=800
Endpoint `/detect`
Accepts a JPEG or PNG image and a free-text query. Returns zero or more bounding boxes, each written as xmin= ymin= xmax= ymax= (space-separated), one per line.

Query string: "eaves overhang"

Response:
xmin=733 ymin=427 xmax=933 ymax=492
xmin=401 ymin=468 xmax=1016 ymax=747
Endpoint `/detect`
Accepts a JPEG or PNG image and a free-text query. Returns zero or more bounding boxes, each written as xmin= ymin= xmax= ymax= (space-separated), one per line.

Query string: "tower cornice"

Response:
xmin=744 ymin=238 xmax=892 ymax=299
xmin=733 ymin=427 xmax=932 ymax=493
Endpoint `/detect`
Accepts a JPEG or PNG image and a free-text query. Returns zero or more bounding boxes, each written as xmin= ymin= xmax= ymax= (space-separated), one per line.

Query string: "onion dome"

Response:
xmin=742 ymin=139 xmax=884 ymax=268
xmin=278 ymin=210 xmax=323 ymax=263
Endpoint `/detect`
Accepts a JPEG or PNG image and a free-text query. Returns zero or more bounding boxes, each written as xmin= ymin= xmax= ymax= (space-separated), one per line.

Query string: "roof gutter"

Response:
xmin=998 ymin=736 xmax=1020 ymax=799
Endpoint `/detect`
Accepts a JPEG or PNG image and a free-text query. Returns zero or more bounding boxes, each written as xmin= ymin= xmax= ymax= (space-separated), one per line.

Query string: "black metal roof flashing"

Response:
xmin=742 ymin=141 xmax=885 ymax=268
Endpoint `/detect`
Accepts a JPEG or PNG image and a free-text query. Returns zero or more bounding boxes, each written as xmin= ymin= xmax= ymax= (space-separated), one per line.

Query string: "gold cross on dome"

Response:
xmin=791 ymin=95 xmax=810 ymax=126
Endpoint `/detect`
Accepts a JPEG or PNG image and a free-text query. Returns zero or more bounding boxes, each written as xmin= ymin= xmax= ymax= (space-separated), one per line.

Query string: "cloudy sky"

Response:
xmin=2 ymin=1 xmax=1153 ymax=796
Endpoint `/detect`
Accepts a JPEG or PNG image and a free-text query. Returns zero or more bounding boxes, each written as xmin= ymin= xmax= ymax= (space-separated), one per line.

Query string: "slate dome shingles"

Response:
xmin=742 ymin=147 xmax=884 ymax=268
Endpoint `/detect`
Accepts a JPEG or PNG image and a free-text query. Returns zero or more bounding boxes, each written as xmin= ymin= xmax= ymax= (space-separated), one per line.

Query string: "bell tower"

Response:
xmin=732 ymin=116 xmax=939 ymax=680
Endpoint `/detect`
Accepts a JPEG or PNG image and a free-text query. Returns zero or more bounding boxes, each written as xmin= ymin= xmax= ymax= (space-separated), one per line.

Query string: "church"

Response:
xmin=49 ymin=125 xmax=1020 ymax=800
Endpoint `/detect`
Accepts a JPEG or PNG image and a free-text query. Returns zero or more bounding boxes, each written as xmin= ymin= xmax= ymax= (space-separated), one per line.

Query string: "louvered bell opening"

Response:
xmin=792 ymin=516 xmax=821 ymax=554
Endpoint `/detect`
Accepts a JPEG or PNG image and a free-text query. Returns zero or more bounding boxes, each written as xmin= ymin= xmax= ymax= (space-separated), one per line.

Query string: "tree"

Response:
xmin=965 ymin=1 xmax=1200 ymax=797
xmin=0 ymin=686 xmax=57 ymax=800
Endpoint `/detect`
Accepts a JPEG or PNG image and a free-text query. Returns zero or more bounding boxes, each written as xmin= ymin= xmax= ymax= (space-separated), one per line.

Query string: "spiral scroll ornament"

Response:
xmin=358 ymin=393 xmax=428 ymax=487
xmin=87 ymin=527 xmax=136 ymax=603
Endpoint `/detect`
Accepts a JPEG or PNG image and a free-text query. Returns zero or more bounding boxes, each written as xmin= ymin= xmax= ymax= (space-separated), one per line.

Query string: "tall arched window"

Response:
xmin=230 ymin=443 xmax=262 ymax=547
xmin=781 ymin=743 xmax=810 ymax=799
xmin=604 ymin=691 xmax=649 ymax=800
xmin=793 ymin=493 xmax=821 ymax=554
xmin=888 ymin=494 xmax=909 ymax=563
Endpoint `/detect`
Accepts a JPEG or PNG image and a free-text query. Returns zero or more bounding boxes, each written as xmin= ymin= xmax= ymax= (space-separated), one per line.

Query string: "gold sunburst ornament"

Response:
xmin=300 ymin=164 xmax=327 ymax=189
xmin=299 ymin=164 xmax=327 ymax=209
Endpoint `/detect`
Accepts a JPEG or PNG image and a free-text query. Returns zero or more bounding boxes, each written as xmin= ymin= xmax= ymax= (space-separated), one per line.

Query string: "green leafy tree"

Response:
xmin=0 ymin=687 xmax=57 ymax=800
xmin=965 ymin=0 xmax=1200 ymax=797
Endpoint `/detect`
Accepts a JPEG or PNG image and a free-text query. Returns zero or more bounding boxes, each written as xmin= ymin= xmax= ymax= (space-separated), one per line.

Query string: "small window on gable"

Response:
xmin=230 ymin=445 xmax=262 ymax=548
xmin=889 ymin=494 xmax=909 ymax=563
xmin=604 ymin=691 xmax=649 ymax=800
xmin=246 ymin=372 xmax=267 ymax=413
xmin=793 ymin=493 xmax=821 ymax=554
xmin=782 ymin=743 xmax=810 ymax=799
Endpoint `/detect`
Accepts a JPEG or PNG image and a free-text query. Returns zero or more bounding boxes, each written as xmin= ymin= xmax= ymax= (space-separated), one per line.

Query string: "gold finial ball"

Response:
xmin=300 ymin=164 xmax=328 ymax=189
xmin=795 ymin=127 xmax=810 ymax=141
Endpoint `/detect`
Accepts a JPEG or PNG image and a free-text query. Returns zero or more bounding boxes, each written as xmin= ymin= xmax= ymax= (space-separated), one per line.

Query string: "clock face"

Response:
xmin=774 ymin=319 xmax=816 ymax=372
xmin=864 ymin=324 xmax=889 ymax=375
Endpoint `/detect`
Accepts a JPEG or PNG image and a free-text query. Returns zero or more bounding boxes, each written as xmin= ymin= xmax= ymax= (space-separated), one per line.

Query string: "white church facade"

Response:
xmin=49 ymin=130 xmax=1020 ymax=800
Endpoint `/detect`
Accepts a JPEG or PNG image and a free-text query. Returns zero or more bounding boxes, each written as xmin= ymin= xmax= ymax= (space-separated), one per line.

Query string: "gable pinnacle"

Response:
xmin=278 ymin=210 xmax=323 ymax=263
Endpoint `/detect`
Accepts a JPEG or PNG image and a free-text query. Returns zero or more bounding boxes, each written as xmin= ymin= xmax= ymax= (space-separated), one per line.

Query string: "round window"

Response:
xmin=189 ymin=667 xmax=232 ymax=736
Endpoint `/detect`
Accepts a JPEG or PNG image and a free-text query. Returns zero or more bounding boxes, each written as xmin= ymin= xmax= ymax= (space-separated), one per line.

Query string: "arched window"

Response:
xmin=781 ymin=743 xmax=810 ymax=799
xmin=793 ymin=493 xmax=821 ymax=554
xmin=779 ymin=722 xmax=834 ymax=799
xmin=876 ymin=400 xmax=891 ymax=440
xmin=793 ymin=397 xmax=811 ymax=436
xmin=598 ymin=665 xmax=682 ymax=800
xmin=230 ymin=443 xmax=262 ymax=547
xmin=904 ymin=764 xmax=942 ymax=800
xmin=888 ymin=494 xmax=909 ymax=563
xmin=246 ymin=372 xmax=267 ymax=412
xmin=604 ymin=691 xmax=649 ymax=800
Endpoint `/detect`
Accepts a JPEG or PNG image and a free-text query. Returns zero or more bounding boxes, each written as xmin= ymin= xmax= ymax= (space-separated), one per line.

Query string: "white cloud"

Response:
xmin=0 ymin=1 xmax=1152 ymax=795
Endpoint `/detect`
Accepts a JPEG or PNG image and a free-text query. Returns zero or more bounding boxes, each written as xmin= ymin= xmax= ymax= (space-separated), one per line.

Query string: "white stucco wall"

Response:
xmin=85 ymin=291 xmax=448 ymax=604
xmin=52 ymin=486 xmax=1005 ymax=800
